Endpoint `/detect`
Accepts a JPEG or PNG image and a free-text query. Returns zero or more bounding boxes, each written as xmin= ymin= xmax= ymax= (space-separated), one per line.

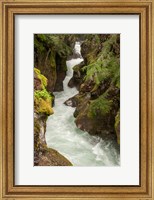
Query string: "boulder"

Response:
xmin=75 ymin=103 xmax=116 ymax=139
xmin=64 ymin=93 xmax=91 ymax=109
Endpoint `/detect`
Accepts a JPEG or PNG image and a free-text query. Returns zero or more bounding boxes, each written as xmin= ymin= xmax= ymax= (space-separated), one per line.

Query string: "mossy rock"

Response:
xmin=34 ymin=67 xmax=54 ymax=116
xmin=115 ymin=110 xmax=120 ymax=144
xmin=34 ymin=118 xmax=41 ymax=152
xmin=34 ymin=68 xmax=47 ymax=89
xmin=34 ymin=96 xmax=54 ymax=115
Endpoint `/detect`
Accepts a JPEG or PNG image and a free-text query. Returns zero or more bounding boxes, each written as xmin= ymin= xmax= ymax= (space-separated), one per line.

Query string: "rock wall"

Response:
xmin=34 ymin=34 xmax=120 ymax=166
xmin=65 ymin=34 xmax=120 ymax=143
xmin=34 ymin=68 xmax=72 ymax=166
xmin=34 ymin=34 xmax=72 ymax=93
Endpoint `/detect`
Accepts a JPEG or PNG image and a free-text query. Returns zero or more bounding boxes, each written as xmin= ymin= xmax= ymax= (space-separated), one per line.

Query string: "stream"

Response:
xmin=46 ymin=42 xmax=120 ymax=166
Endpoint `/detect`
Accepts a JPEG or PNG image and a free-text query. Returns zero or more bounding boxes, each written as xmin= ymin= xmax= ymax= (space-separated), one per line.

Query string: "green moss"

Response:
xmin=49 ymin=52 xmax=56 ymax=69
xmin=34 ymin=34 xmax=72 ymax=59
xmin=34 ymin=119 xmax=41 ymax=152
xmin=82 ymin=35 xmax=120 ymax=91
xmin=34 ymin=89 xmax=52 ymax=101
xmin=114 ymin=110 xmax=120 ymax=144
xmin=34 ymin=68 xmax=47 ymax=88
xmin=73 ymin=63 xmax=83 ymax=72
xmin=88 ymin=94 xmax=113 ymax=118
xmin=115 ymin=110 xmax=120 ymax=129
xmin=34 ymin=88 xmax=54 ymax=115
xmin=34 ymin=68 xmax=54 ymax=116
xmin=61 ymin=58 xmax=67 ymax=71
xmin=34 ymin=36 xmax=45 ymax=53
xmin=34 ymin=96 xmax=54 ymax=115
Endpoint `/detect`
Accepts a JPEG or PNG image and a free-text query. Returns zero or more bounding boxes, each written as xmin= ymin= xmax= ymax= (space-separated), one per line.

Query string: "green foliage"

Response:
xmin=82 ymin=60 xmax=110 ymax=85
xmin=34 ymin=119 xmax=40 ymax=151
xmin=34 ymin=68 xmax=53 ymax=115
xmin=34 ymin=37 xmax=45 ymax=52
xmin=34 ymin=89 xmax=52 ymax=101
xmin=34 ymin=89 xmax=53 ymax=115
xmin=114 ymin=110 xmax=120 ymax=144
xmin=34 ymin=97 xmax=53 ymax=115
xmin=34 ymin=34 xmax=72 ymax=57
xmin=82 ymin=35 xmax=120 ymax=90
xmin=115 ymin=110 xmax=120 ymax=130
xmin=88 ymin=94 xmax=113 ymax=117
xmin=34 ymin=68 xmax=47 ymax=88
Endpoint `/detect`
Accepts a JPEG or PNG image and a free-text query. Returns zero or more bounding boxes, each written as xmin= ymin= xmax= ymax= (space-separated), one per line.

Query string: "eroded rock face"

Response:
xmin=34 ymin=113 xmax=72 ymax=166
xmin=65 ymin=34 xmax=120 ymax=144
xmin=38 ymin=148 xmax=72 ymax=166
xmin=34 ymin=77 xmax=42 ymax=90
xmin=54 ymin=56 xmax=67 ymax=92
xmin=35 ymin=51 xmax=66 ymax=93
xmin=115 ymin=110 xmax=120 ymax=144
xmin=34 ymin=34 xmax=120 ymax=148
xmin=74 ymin=87 xmax=119 ymax=139
xmin=34 ymin=68 xmax=72 ymax=166
xmin=68 ymin=62 xmax=85 ymax=89
xmin=64 ymin=93 xmax=91 ymax=109
xmin=34 ymin=35 xmax=72 ymax=93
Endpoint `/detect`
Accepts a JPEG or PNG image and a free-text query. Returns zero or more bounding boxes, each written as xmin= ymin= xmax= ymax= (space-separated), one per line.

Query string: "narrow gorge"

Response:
xmin=34 ymin=34 xmax=120 ymax=166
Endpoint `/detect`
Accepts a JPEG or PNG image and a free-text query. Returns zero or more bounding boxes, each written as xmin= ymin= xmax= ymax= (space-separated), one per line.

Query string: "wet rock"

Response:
xmin=64 ymin=99 xmax=75 ymax=107
xmin=75 ymin=104 xmax=116 ymax=138
xmin=64 ymin=93 xmax=91 ymax=109
xmin=34 ymin=113 xmax=72 ymax=166
xmin=54 ymin=71 xmax=66 ymax=91
xmin=115 ymin=110 xmax=120 ymax=144
xmin=80 ymin=81 xmax=95 ymax=93
xmin=68 ymin=61 xmax=85 ymax=89
xmin=34 ymin=77 xmax=42 ymax=90
xmin=34 ymin=67 xmax=72 ymax=166
xmin=68 ymin=78 xmax=75 ymax=88
xmin=54 ymin=56 xmax=67 ymax=92
xmin=38 ymin=148 xmax=72 ymax=166
xmin=73 ymin=52 xmax=83 ymax=59
xmin=34 ymin=35 xmax=71 ymax=93
xmin=74 ymin=86 xmax=119 ymax=140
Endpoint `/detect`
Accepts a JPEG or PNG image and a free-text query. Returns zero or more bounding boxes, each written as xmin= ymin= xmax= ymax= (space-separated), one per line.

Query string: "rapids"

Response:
xmin=46 ymin=42 xmax=120 ymax=166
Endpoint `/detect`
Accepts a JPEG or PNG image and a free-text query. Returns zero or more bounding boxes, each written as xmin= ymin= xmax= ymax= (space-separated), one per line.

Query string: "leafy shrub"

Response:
xmin=82 ymin=35 xmax=120 ymax=90
xmin=88 ymin=94 xmax=113 ymax=117
xmin=34 ymin=34 xmax=72 ymax=57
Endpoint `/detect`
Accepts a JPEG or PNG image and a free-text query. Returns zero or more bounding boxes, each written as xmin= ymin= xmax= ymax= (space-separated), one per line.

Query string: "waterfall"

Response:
xmin=45 ymin=42 xmax=120 ymax=166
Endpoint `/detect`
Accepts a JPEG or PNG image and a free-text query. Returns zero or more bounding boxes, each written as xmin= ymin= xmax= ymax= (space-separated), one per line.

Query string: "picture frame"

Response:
xmin=0 ymin=0 xmax=154 ymax=199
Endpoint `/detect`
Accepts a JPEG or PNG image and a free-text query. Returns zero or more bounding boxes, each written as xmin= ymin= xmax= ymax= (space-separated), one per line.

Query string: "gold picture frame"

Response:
xmin=0 ymin=0 xmax=154 ymax=199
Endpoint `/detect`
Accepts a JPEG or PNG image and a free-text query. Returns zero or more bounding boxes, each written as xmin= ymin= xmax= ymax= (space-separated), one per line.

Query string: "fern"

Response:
xmin=81 ymin=34 xmax=120 ymax=90
xmin=89 ymin=94 xmax=113 ymax=117
xmin=34 ymin=34 xmax=72 ymax=58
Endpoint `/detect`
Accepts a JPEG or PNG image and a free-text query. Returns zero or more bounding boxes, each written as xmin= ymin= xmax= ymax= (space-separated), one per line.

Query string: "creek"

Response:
xmin=46 ymin=42 xmax=120 ymax=166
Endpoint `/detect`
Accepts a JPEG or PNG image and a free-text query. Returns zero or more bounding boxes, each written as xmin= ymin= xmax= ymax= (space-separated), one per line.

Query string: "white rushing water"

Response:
xmin=46 ymin=42 xmax=120 ymax=166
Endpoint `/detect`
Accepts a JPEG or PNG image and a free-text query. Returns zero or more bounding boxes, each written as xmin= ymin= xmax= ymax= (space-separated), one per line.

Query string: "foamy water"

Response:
xmin=46 ymin=42 xmax=120 ymax=166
